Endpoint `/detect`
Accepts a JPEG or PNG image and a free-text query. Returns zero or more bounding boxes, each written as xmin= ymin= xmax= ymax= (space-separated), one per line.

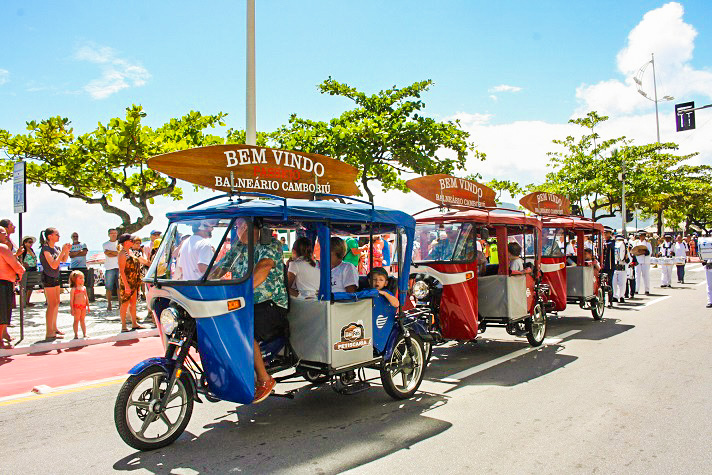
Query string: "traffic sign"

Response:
xmin=675 ymin=101 xmax=695 ymax=132
xmin=13 ymin=161 xmax=26 ymax=214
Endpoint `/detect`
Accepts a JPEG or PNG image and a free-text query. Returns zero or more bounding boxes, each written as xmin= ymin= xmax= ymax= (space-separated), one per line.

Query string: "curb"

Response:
xmin=0 ymin=328 xmax=160 ymax=357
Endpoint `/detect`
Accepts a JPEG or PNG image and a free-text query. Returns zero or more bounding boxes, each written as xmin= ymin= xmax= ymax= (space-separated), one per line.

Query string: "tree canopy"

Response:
xmin=271 ymin=78 xmax=480 ymax=201
xmin=0 ymin=105 xmax=227 ymax=233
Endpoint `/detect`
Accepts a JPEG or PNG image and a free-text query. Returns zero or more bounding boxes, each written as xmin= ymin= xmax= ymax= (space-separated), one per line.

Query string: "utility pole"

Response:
xmin=246 ymin=0 xmax=256 ymax=145
xmin=651 ymin=53 xmax=661 ymax=143
xmin=621 ymin=154 xmax=627 ymax=239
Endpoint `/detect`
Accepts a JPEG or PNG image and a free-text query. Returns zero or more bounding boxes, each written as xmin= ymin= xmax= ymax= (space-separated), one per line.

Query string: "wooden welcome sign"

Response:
xmin=519 ymin=191 xmax=571 ymax=216
xmin=406 ymin=174 xmax=497 ymax=209
xmin=147 ymin=145 xmax=360 ymax=199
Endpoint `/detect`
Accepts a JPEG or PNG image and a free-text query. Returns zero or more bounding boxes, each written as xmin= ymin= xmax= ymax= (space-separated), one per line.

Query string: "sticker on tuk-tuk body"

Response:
xmin=334 ymin=321 xmax=371 ymax=351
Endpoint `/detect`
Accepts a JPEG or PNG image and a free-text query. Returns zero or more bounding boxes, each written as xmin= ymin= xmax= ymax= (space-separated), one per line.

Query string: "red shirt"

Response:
xmin=0 ymin=243 xmax=24 ymax=282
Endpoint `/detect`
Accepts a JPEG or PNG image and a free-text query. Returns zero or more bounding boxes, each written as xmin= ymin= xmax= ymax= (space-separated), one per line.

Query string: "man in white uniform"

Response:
xmin=632 ymin=232 xmax=653 ymax=295
xmin=177 ymin=221 xmax=216 ymax=280
xmin=673 ymin=235 xmax=689 ymax=284
xmin=659 ymin=234 xmax=675 ymax=288
xmin=612 ymin=234 xmax=628 ymax=303
xmin=705 ymin=257 xmax=712 ymax=308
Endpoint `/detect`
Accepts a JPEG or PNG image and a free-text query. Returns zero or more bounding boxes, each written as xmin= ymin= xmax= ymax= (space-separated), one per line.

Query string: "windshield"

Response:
xmin=413 ymin=222 xmax=475 ymax=262
xmin=542 ymin=227 xmax=565 ymax=258
xmin=146 ymin=218 xmax=242 ymax=282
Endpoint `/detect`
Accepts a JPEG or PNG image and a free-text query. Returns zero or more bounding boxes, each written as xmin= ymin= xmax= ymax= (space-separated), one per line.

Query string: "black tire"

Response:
xmin=525 ymin=304 xmax=547 ymax=347
xmin=380 ymin=333 xmax=425 ymax=400
xmin=303 ymin=369 xmax=330 ymax=384
xmin=592 ymin=287 xmax=605 ymax=321
xmin=114 ymin=366 xmax=194 ymax=451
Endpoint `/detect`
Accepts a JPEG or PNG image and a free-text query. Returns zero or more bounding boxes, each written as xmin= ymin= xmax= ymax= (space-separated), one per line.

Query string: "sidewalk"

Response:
xmin=2 ymin=286 xmax=158 ymax=357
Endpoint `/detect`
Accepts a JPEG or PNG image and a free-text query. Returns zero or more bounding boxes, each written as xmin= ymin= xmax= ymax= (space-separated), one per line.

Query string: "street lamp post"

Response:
xmin=246 ymin=0 xmax=256 ymax=146
xmin=634 ymin=53 xmax=674 ymax=143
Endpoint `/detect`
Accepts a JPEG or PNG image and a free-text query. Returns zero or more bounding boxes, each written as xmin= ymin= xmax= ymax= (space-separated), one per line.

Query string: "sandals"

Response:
xmin=131 ymin=325 xmax=146 ymax=331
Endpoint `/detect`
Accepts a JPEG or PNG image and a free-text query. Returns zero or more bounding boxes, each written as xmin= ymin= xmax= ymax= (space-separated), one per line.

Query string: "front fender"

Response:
xmin=128 ymin=357 xmax=174 ymax=375
xmin=382 ymin=319 xmax=429 ymax=362
xmin=127 ymin=357 xmax=201 ymax=403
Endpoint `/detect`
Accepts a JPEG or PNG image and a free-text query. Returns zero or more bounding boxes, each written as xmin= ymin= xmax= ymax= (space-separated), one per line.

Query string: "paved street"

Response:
xmin=1 ymin=264 xmax=710 ymax=474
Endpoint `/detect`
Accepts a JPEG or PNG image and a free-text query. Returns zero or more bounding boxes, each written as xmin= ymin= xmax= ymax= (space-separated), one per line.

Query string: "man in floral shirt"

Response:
xmin=213 ymin=217 xmax=287 ymax=403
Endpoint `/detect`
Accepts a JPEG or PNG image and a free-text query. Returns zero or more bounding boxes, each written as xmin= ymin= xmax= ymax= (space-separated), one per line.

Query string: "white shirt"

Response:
xmin=509 ymin=256 xmax=524 ymax=272
xmin=565 ymin=243 xmax=577 ymax=256
xmin=632 ymin=239 xmax=653 ymax=265
xmin=331 ymin=261 xmax=359 ymax=293
xmin=673 ymin=242 xmax=688 ymax=259
xmin=288 ymin=258 xmax=321 ymax=299
xmin=103 ymin=240 xmax=119 ymax=270
xmin=177 ymin=234 xmax=215 ymax=280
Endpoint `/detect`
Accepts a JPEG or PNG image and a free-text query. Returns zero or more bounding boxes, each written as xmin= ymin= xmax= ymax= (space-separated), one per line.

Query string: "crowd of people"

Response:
xmin=0 ymin=219 xmax=164 ymax=349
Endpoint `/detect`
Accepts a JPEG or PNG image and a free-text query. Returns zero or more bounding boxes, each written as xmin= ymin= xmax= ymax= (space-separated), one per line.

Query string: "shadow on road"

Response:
xmin=112 ymin=385 xmax=451 ymax=474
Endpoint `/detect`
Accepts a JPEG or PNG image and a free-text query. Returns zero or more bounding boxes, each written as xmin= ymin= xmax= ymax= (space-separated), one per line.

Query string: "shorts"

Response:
xmin=0 ymin=280 xmax=13 ymax=325
xmin=41 ymin=274 xmax=61 ymax=288
xmin=104 ymin=269 xmax=118 ymax=292
xmin=254 ymin=300 xmax=288 ymax=342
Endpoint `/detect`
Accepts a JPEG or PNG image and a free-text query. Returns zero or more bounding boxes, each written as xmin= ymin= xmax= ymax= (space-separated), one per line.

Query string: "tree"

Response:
xmin=0 ymin=105 xmax=226 ymax=233
xmin=540 ymin=112 xmax=699 ymax=225
xmin=272 ymin=78 xmax=480 ymax=201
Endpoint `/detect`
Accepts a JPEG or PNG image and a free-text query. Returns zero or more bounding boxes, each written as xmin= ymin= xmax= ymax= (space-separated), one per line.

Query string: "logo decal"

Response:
xmin=376 ymin=315 xmax=388 ymax=329
xmin=334 ymin=321 xmax=371 ymax=351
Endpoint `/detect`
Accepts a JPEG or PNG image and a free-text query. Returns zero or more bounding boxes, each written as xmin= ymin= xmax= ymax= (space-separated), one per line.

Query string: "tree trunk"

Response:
xmin=361 ymin=173 xmax=374 ymax=203
xmin=656 ymin=209 xmax=663 ymax=236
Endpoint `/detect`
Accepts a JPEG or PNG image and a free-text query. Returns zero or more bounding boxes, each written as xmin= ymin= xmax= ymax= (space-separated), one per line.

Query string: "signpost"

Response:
xmin=13 ymin=162 xmax=26 ymax=341
xmin=405 ymin=174 xmax=497 ymax=209
xmin=519 ymin=191 xmax=571 ymax=216
xmin=147 ymin=145 xmax=361 ymax=199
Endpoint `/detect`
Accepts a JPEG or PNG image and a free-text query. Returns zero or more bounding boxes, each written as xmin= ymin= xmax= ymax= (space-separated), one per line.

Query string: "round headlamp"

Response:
xmin=412 ymin=280 xmax=430 ymax=300
xmin=160 ymin=307 xmax=180 ymax=335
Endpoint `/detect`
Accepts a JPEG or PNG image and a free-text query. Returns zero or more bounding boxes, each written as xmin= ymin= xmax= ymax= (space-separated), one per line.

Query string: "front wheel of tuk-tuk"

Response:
xmin=591 ymin=288 xmax=605 ymax=321
xmin=115 ymin=366 xmax=194 ymax=451
xmin=380 ymin=334 xmax=425 ymax=400
xmin=525 ymin=304 xmax=547 ymax=347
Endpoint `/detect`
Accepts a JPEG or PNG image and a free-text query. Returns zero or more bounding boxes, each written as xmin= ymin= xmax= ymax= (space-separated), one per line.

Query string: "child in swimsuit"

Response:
xmin=69 ymin=270 xmax=90 ymax=339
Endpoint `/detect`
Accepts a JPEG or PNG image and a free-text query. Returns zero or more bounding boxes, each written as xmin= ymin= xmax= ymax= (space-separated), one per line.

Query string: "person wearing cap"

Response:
xmin=18 ymin=236 xmax=37 ymax=306
xmin=601 ymin=228 xmax=616 ymax=306
xmin=659 ymin=234 xmax=675 ymax=288
xmin=612 ymin=234 xmax=628 ymax=303
xmin=143 ymin=230 xmax=162 ymax=259
xmin=631 ymin=232 xmax=652 ymax=295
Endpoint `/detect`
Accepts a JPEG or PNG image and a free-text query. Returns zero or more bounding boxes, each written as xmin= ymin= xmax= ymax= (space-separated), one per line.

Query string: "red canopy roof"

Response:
xmin=414 ymin=206 xmax=542 ymax=229
xmin=541 ymin=215 xmax=604 ymax=232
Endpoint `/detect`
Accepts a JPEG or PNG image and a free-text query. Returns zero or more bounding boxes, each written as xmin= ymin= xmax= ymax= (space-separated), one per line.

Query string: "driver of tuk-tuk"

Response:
xmin=210 ymin=217 xmax=288 ymax=404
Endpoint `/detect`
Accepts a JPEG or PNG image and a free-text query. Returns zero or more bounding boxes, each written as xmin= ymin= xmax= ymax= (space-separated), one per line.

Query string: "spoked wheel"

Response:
xmin=380 ymin=333 xmax=425 ymax=400
xmin=525 ymin=304 xmax=547 ymax=347
xmin=591 ymin=287 xmax=605 ymax=321
xmin=115 ymin=366 xmax=194 ymax=451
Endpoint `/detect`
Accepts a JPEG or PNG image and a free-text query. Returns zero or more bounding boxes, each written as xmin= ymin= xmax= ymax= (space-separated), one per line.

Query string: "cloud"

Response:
xmin=575 ymin=2 xmax=712 ymax=117
xmin=0 ymin=69 xmax=9 ymax=85
xmin=488 ymin=84 xmax=522 ymax=93
xmin=488 ymin=84 xmax=522 ymax=101
xmin=74 ymin=44 xmax=150 ymax=99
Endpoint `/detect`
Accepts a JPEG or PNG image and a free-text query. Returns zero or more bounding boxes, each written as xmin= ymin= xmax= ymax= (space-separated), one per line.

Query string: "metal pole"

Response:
xmin=651 ymin=53 xmax=661 ymax=143
xmin=246 ymin=0 xmax=257 ymax=145
xmin=18 ymin=212 xmax=24 ymax=342
xmin=621 ymin=154 xmax=627 ymax=239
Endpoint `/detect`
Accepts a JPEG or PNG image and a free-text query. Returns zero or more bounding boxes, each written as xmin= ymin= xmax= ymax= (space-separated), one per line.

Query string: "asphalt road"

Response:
xmin=1 ymin=264 xmax=710 ymax=474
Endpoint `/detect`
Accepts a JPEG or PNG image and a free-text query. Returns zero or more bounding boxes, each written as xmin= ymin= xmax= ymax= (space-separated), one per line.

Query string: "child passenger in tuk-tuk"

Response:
xmin=507 ymin=242 xmax=531 ymax=275
xmin=368 ymin=267 xmax=399 ymax=307
xmin=287 ymin=237 xmax=320 ymax=299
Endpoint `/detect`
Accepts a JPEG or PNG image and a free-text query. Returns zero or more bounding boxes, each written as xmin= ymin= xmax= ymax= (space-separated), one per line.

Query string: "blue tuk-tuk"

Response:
xmin=114 ymin=193 xmax=430 ymax=450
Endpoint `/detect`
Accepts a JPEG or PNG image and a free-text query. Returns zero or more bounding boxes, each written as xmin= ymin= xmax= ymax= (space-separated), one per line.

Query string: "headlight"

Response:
xmin=160 ymin=307 xmax=180 ymax=335
xmin=412 ymin=280 xmax=430 ymax=300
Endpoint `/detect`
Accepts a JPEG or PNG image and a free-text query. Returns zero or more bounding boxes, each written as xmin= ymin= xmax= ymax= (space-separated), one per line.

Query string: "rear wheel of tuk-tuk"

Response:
xmin=381 ymin=334 xmax=425 ymax=400
xmin=303 ymin=369 xmax=330 ymax=384
xmin=591 ymin=287 xmax=605 ymax=321
xmin=115 ymin=366 xmax=194 ymax=451
xmin=525 ymin=304 xmax=547 ymax=347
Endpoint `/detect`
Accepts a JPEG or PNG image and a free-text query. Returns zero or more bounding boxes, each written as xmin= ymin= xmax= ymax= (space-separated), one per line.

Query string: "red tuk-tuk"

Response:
xmin=518 ymin=191 xmax=607 ymax=321
xmin=539 ymin=216 xmax=607 ymax=320
xmin=407 ymin=176 xmax=550 ymax=348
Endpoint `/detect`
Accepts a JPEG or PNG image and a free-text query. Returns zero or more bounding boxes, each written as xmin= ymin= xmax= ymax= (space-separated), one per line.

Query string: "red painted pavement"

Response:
xmin=0 ymin=337 xmax=164 ymax=398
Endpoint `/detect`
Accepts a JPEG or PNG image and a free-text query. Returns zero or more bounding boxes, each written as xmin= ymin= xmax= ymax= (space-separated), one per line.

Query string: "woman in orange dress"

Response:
xmin=117 ymin=234 xmax=148 ymax=332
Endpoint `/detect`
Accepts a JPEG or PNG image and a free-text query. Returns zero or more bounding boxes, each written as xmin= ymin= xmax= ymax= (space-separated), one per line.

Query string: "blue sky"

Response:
xmin=1 ymin=1 xmax=711 ymax=246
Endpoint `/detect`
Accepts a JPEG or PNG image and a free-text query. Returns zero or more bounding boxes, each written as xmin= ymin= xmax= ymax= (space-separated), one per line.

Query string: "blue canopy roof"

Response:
xmin=166 ymin=198 xmax=415 ymax=231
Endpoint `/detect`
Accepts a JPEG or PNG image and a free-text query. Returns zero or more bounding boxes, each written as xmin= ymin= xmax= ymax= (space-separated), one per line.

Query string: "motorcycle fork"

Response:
xmin=396 ymin=314 xmax=416 ymax=359
xmin=158 ymin=325 xmax=195 ymax=412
